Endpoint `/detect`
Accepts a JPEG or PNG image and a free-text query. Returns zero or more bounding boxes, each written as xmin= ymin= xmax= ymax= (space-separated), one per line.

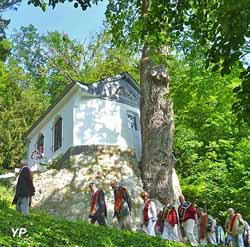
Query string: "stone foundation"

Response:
xmin=32 ymin=145 xmax=145 ymax=229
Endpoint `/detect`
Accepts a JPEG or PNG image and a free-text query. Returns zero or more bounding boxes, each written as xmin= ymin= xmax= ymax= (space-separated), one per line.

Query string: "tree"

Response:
xmin=0 ymin=61 xmax=47 ymax=168
xmin=0 ymin=28 xmax=139 ymax=169
xmin=9 ymin=27 xmax=139 ymax=101
xmin=0 ymin=0 xmax=21 ymax=39
xmin=10 ymin=25 xmax=47 ymax=79
xmin=0 ymin=0 xmax=21 ymax=61
xmin=82 ymin=32 xmax=139 ymax=82
xmin=168 ymin=44 xmax=250 ymax=220
xmin=30 ymin=0 xmax=250 ymax=120
xmin=104 ymin=0 xmax=250 ymax=201
xmin=29 ymin=0 xmax=182 ymax=201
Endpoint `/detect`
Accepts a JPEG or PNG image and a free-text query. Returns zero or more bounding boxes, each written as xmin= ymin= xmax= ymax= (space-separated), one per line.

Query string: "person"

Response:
xmin=12 ymin=161 xmax=35 ymax=215
xmin=225 ymin=208 xmax=245 ymax=247
xmin=197 ymin=208 xmax=217 ymax=245
xmin=242 ymin=220 xmax=250 ymax=247
xmin=140 ymin=191 xmax=157 ymax=237
xmin=178 ymin=195 xmax=199 ymax=246
xmin=30 ymin=145 xmax=46 ymax=171
xmin=19 ymin=159 xmax=32 ymax=176
xmin=110 ymin=178 xmax=132 ymax=230
xmin=207 ymin=214 xmax=218 ymax=245
xmin=225 ymin=234 xmax=233 ymax=246
xmin=161 ymin=197 xmax=180 ymax=241
xmin=215 ymin=222 xmax=225 ymax=245
xmin=198 ymin=208 xmax=209 ymax=246
xmin=88 ymin=182 xmax=107 ymax=226
xmin=156 ymin=209 xmax=165 ymax=235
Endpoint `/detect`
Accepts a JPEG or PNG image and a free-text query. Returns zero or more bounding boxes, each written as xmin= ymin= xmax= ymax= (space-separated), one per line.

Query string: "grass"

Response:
xmin=0 ymin=180 xmax=191 ymax=247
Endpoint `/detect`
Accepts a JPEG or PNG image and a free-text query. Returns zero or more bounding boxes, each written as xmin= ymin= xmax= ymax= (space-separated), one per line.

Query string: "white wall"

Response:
xmin=26 ymin=86 xmax=142 ymax=165
xmin=73 ymin=95 xmax=142 ymax=160
xmin=26 ymin=91 xmax=76 ymax=165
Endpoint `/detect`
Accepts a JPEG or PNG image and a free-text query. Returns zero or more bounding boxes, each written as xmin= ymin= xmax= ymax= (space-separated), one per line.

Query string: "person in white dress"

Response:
xmin=30 ymin=145 xmax=46 ymax=172
xmin=140 ymin=191 xmax=157 ymax=237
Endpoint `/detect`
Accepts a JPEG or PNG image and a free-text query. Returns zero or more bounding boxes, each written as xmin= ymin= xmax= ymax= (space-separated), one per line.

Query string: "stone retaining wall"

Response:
xmin=32 ymin=145 xmax=145 ymax=229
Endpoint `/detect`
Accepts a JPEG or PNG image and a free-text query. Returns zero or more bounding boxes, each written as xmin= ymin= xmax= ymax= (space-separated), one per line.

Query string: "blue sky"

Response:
xmin=2 ymin=0 xmax=107 ymax=42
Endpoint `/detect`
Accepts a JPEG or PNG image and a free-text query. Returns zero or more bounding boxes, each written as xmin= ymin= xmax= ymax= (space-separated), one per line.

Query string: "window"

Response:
xmin=36 ymin=134 xmax=44 ymax=153
xmin=54 ymin=117 xmax=62 ymax=151
xmin=127 ymin=112 xmax=137 ymax=130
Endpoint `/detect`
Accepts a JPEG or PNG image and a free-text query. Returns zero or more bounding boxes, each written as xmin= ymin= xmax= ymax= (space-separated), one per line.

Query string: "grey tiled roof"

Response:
xmin=24 ymin=72 xmax=140 ymax=139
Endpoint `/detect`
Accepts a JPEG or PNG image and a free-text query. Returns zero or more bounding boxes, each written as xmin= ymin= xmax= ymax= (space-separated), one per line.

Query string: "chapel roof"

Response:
xmin=24 ymin=72 xmax=140 ymax=139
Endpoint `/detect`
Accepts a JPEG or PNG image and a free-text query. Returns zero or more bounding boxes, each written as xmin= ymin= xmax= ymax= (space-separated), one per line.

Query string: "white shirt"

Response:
xmin=141 ymin=199 xmax=157 ymax=224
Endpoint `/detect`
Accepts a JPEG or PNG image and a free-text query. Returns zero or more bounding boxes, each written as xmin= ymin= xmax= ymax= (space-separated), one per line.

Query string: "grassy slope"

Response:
xmin=0 ymin=180 xmax=189 ymax=247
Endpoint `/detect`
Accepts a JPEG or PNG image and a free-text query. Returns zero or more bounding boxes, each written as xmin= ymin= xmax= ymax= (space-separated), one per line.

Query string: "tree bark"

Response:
xmin=140 ymin=45 xmax=182 ymax=203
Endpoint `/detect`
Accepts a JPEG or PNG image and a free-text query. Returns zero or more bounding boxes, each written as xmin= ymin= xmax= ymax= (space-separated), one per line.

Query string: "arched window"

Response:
xmin=37 ymin=134 xmax=44 ymax=153
xmin=54 ymin=117 xmax=62 ymax=151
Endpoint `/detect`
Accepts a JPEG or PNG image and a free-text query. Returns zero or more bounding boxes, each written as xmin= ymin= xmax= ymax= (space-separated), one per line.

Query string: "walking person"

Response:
xmin=161 ymin=197 xmax=180 ymax=241
xmin=110 ymin=178 xmax=132 ymax=230
xmin=12 ymin=160 xmax=35 ymax=215
xmin=88 ymin=182 xmax=107 ymax=226
xmin=197 ymin=208 xmax=217 ymax=245
xmin=140 ymin=191 xmax=157 ymax=237
xmin=178 ymin=195 xmax=199 ymax=246
xmin=225 ymin=208 xmax=245 ymax=247
xmin=206 ymin=214 xmax=218 ymax=245
xmin=243 ymin=220 xmax=250 ymax=247
xmin=215 ymin=221 xmax=225 ymax=245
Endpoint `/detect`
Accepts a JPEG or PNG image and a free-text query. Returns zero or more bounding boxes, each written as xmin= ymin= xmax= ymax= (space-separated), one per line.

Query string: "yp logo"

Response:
xmin=11 ymin=228 xmax=27 ymax=237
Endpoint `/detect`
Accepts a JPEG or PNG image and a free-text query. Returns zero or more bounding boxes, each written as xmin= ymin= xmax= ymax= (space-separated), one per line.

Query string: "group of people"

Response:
xmin=86 ymin=178 xmax=250 ymax=247
xmin=12 ymin=160 xmax=250 ymax=247
xmin=87 ymin=180 xmax=250 ymax=247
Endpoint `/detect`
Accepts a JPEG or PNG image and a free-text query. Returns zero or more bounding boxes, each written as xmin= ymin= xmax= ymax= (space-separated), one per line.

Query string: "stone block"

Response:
xmin=32 ymin=144 xmax=145 ymax=228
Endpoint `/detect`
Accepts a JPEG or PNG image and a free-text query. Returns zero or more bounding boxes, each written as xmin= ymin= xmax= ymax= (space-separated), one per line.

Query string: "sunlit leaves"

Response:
xmin=171 ymin=46 xmax=250 ymax=221
xmin=28 ymin=0 xmax=102 ymax=11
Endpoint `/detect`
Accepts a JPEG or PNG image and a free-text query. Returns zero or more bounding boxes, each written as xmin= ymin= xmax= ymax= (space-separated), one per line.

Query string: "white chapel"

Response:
xmin=24 ymin=72 xmax=142 ymax=167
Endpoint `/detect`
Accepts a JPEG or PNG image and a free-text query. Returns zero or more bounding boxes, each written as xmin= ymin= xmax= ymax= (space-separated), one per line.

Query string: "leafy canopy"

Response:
xmin=28 ymin=0 xmax=102 ymax=11
xmin=0 ymin=27 xmax=139 ymax=169
xmin=170 ymin=44 xmax=250 ymax=221
xmin=29 ymin=0 xmax=250 ymax=122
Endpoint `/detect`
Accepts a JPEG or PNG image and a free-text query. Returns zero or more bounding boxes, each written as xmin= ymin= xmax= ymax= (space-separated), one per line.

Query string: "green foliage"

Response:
xmin=0 ymin=27 xmax=139 ymax=169
xmin=81 ymin=32 xmax=139 ymax=83
xmin=105 ymin=0 xmax=250 ymax=123
xmin=28 ymin=0 xmax=102 ymax=11
xmin=0 ymin=53 xmax=48 ymax=169
xmin=0 ymin=0 xmax=21 ymax=44
xmin=0 ymin=180 xmax=14 ymax=205
xmin=170 ymin=48 xmax=250 ymax=222
xmin=0 ymin=0 xmax=21 ymax=61
xmin=232 ymin=65 xmax=250 ymax=125
xmin=10 ymin=25 xmax=47 ymax=79
xmin=0 ymin=39 xmax=11 ymax=61
xmin=9 ymin=26 xmax=139 ymax=102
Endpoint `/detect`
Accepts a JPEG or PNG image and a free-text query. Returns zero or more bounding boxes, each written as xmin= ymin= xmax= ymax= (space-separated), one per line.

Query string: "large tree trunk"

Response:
xmin=140 ymin=45 xmax=182 ymax=203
